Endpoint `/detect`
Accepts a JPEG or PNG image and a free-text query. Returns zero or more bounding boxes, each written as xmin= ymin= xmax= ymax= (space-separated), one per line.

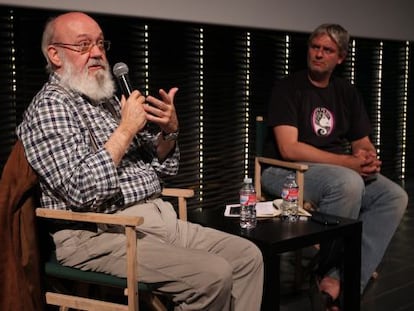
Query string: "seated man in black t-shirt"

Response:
xmin=262 ymin=23 xmax=407 ymax=310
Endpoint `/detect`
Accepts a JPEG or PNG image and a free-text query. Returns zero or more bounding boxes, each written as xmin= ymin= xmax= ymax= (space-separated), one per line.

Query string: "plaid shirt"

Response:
xmin=17 ymin=73 xmax=179 ymax=213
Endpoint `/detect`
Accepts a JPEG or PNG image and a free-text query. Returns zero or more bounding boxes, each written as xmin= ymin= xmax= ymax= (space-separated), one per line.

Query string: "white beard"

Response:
xmin=59 ymin=56 xmax=116 ymax=102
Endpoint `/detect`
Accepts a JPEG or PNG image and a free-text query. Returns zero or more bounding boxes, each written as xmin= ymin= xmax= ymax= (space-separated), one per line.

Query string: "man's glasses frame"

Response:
xmin=51 ymin=40 xmax=111 ymax=54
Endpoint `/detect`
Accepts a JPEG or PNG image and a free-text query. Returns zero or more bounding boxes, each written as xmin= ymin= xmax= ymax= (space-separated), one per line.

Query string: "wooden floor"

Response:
xmin=279 ymin=180 xmax=414 ymax=311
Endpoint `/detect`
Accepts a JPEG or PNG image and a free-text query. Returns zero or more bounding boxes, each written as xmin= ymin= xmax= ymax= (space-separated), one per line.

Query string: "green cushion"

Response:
xmin=45 ymin=253 xmax=154 ymax=291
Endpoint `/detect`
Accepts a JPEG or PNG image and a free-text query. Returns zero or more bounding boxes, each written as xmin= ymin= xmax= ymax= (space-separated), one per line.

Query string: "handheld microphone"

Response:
xmin=112 ymin=62 xmax=155 ymax=131
xmin=113 ymin=62 xmax=132 ymax=96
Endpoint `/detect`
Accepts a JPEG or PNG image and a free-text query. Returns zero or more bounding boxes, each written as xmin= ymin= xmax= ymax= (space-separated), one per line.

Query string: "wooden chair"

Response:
xmin=254 ymin=115 xmax=309 ymax=289
xmin=36 ymin=187 xmax=194 ymax=311
xmin=254 ymin=115 xmax=308 ymax=206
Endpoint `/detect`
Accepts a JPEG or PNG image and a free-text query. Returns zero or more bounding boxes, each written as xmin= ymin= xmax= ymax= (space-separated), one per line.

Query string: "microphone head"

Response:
xmin=113 ymin=62 xmax=129 ymax=78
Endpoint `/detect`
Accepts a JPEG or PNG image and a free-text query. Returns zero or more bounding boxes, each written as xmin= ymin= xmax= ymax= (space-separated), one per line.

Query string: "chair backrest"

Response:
xmin=254 ymin=115 xmax=272 ymax=200
xmin=255 ymin=116 xmax=266 ymax=157
xmin=255 ymin=115 xmax=279 ymax=200
xmin=254 ymin=115 xmax=308 ymax=206
xmin=255 ymin=115 xmax=277 ymax=157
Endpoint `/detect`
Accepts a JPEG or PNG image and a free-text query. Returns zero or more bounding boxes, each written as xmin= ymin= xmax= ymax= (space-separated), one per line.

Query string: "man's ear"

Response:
xmin=337 ymin=52 xmax=347 ymax=65
xmin=47 ymin=46 xmax=62 ymax=68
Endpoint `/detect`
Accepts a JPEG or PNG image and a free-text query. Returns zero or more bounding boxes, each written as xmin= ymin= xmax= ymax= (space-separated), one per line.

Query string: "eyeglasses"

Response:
xmin=51 ymin=40 xmax=111 ymax=54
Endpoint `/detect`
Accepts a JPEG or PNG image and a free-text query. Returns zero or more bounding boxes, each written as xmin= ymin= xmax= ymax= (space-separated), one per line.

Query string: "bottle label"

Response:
xmin=281 ymin=188 xmax=298 ymax=202
xmin=240 ymin=194 xmax=256 ymax=206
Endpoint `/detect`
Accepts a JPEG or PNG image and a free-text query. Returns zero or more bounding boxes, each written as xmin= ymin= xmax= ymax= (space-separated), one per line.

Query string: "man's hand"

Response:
xmin=350 ymin=137 xmax=381 ymax=177
xmin=353 ymin=149 xmax=381 ymax=177
xmin=144 ymin=87 xmax=179 ymax=134
xmin=106 ymin=90 xmax=147 ymax=166
xmin=119 ymin=90 xmax=147 ymax=136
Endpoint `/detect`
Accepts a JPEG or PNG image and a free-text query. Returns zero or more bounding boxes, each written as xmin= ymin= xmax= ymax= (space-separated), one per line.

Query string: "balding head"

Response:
xmin=39 ymin=12 xmax=115 ymax=101
xmin=41 ymin=12 xmax=103 ymax=72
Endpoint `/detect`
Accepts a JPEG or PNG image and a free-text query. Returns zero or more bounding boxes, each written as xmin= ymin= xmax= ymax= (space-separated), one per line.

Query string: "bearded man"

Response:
xmin=17 ymin=12 xmax=263 ymax=311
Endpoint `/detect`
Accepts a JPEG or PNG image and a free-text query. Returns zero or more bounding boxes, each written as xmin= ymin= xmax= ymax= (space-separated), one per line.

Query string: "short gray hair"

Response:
xmin=41 ymin=16 xmax=58 ymax=73
xmin=308 ymin=23 xmax=350 ymax=57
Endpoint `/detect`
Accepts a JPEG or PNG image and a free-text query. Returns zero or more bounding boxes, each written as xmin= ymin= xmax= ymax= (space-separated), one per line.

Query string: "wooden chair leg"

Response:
xmin=141 ymin=292 xmax=168 ymax=311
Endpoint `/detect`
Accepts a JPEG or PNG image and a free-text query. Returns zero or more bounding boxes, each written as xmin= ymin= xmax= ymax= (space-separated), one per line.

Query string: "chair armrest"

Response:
xmin=254 ymin=156 xmax=308 ymax=207
xmin=256 ymin=156 xmax=308 ymax=171
xmin=161 ymin=188 xmax=194 ymax=198
xmin=35 ymin=208 xmax=143 ymax=227
xmin=161 ymin=187 xmax=195 ymax=221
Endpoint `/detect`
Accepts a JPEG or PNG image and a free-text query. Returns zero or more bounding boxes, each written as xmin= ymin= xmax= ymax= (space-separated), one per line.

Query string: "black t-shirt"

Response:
xmin=266 ymin=70 xmax=371 ymax=159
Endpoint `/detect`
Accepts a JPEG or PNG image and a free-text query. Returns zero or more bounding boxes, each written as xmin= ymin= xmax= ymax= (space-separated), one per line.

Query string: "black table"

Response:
xmin=189 ymin=208 xmax=362 ymax=311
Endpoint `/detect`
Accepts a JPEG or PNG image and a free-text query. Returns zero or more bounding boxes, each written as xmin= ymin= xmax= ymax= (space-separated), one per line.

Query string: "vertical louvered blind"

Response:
xmin=1 ymin=6 xmax=413 ymax=210
xmin=201 ymin=26 xmax=248 ymax=207
xmin=248 ymin=30 xmax=288 ymax=179
xmin=352 ymin=39 xmax=409 ymax=180
xmin=406 ymin=42 xmax=414 ymax=181
xmin=0 ymin=9 xmax=17 ymax=173
xmin=145 ymin=21 xmax=203 ymax=206
xmin=379 ymin=40 xmax=408 ymax=180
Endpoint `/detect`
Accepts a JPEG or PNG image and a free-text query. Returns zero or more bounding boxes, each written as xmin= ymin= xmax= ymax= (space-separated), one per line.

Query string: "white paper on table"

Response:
xmin=224 ymin=200 xmax=312 ymax=218
xmin=224 ymin=201 xmax=281 ymax=218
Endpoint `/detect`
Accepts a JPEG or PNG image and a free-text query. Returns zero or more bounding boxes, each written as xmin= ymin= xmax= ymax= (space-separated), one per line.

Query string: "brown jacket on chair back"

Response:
xmin=0 ymin=140 xmax=43 ymax=311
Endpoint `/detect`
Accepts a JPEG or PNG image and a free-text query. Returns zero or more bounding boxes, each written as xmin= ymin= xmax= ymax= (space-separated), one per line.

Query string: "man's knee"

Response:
xmin=171 ymin=257 xmax=233 ymax=310
xmin=243 ymin=242 xmax=264 ymax=272
xmin=306 ymin=165 xmax=364 ymax=218
xmin=194 ymin=257 xmax=233 ymax=310
xmin=328 ymin=168 xmax=365 ymax=196
xmin=202 ymin=257 xmax=233 ymax=294
xmin=391 ymin=185 xmax=408 ymax=218
xmin=374 ymin=175 xmax=408 ymax=219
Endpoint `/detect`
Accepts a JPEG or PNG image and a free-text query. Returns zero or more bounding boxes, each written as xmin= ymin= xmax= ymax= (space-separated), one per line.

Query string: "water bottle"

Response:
xmin=239 ymin=177 xmax=257 ymax=229
xmin=281 ymin=173 xmax=299 ymax=222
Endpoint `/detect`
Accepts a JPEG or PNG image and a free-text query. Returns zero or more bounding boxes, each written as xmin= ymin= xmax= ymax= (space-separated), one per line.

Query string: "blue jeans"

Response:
xmin=262 ymin=163 xmax=407 ymax=292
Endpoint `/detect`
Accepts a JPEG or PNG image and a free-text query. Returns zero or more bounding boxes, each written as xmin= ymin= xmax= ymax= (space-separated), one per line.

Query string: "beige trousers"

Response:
xmin=53 ymin=199 xmax=264 ymax=311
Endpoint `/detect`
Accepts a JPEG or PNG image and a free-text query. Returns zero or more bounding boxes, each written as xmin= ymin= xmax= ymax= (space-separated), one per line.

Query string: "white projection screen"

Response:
xmin=0 ymin=0 xmax=413 ymax=41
